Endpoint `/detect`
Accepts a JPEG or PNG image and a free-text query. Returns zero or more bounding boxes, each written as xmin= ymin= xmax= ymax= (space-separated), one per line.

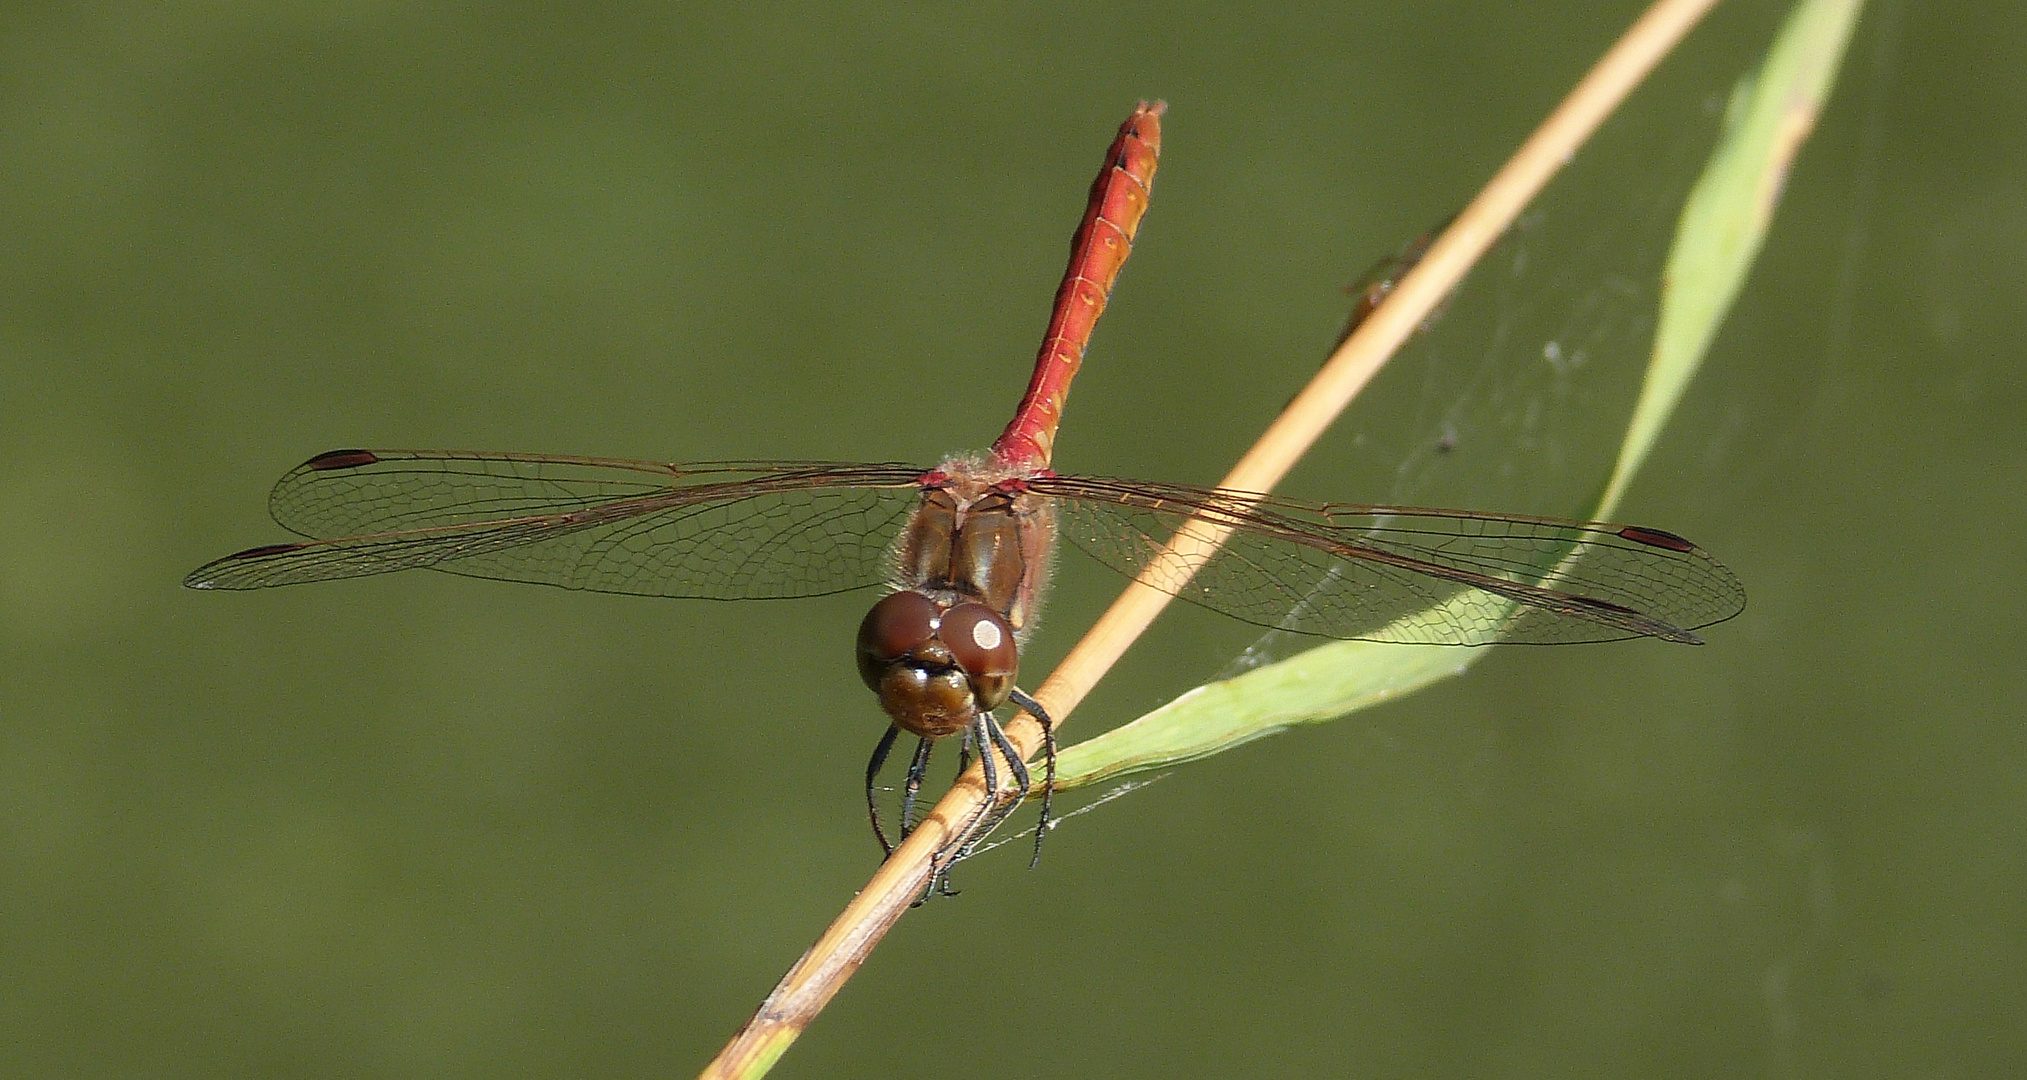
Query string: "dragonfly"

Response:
xmin=187 ymin=102 xmax=1745 ymax=876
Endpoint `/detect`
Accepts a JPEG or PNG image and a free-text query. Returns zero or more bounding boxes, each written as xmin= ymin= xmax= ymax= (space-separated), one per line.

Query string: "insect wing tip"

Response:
xmin=302 ymin=449 xmax=380 ymax=472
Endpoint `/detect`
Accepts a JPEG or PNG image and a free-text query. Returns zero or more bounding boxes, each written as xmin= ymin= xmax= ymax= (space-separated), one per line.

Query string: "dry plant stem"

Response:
xmin=700 ymin=1 xmax=1720 ymax=1075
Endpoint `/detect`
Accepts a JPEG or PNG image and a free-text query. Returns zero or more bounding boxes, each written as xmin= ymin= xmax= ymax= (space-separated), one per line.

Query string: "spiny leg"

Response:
xmin=935 ymin=717 xmax=1006 ymax=897
xmin=865 ymin=724 xmax=901 ymax=856
xmin=947 ymin=712 xmax=1032 ymax=869
xmin=945 ymin=693 xmax=1055 ymax=871
xmin=1007 ymin=687 xmax=1058 ymax=870
xmin=899 ymin=735 xmax=934 ymax=840
xmin=921 ymin=705 xmax=1051 ymax=894
xmin=926 ymin=734 xmax=979 ymax=894
xmin=982 ymin=713 xmax=1033 ymax=839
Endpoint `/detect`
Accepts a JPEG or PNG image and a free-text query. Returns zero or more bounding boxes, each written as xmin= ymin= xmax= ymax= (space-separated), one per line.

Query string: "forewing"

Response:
xmin=187 ymin=451 xmax=926 ymax=599
xmin=1033 ymin=475 xmax=1744 ymax=645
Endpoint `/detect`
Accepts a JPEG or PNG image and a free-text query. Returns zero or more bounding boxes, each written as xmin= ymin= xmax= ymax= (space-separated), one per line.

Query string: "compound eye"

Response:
xmin=936 ymin=602 xmax=1018 ymax=681
xmin=856 ymin=591 xmax=940 ymax=690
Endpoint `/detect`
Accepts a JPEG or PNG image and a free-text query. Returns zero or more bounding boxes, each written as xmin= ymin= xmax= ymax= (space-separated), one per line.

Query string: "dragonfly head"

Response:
xmin=856 ymin=590 xmax=1018 ymax=739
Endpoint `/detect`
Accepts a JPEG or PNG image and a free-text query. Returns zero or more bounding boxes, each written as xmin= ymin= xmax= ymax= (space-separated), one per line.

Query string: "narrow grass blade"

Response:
xmin=1601 ymin=0 xmax=1864 ymax=517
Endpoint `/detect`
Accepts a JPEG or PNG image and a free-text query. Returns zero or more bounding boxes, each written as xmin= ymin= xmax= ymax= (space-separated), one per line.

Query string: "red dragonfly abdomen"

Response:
xmin=990 ymin=101 xmax=1165 ymax=471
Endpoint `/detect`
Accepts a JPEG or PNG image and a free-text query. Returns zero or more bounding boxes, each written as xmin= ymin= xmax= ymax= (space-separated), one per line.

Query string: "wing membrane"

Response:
xmin=188 ymin=451 xmax=926 ymax=599
xmin=1033 ymin=474 xmax=1744 ymax=645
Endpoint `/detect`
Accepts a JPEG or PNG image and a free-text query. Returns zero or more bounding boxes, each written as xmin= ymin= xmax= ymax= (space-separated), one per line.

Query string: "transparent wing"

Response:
xmin=1032 ymin=474 xmax=1744 ymax=645
xmin=186 ymin=450 xmax=927 ymax=599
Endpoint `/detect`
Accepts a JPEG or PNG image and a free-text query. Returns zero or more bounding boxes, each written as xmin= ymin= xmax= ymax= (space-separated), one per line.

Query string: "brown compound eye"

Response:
xmin=856 ymin=591 xmax=939 ymax=690
xmin=936 ymin=602 xmax=1018 ymax=709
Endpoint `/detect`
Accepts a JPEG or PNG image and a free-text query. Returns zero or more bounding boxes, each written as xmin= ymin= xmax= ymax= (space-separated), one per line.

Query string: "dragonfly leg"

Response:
xmin=1007 ymin=687 xmax=1057 ymax=870
xmin=983 ymin=713 xmax=1032 ymax=822
xmin=945 ymin=712 xmax=1030 ymax=869
xmin=916 ymin=702 xmax=1050 ymax=897
xmin=898 ymin=735 xmax=934 ymax=841
xmin=865 ymin=724 xmax=901 ymax=856
xmin=955 ymin=718 xmax=1009 ymax=891
xmin=932 ymin=715 xmax=1009 ymax=897
xmin=932 ymin=733 xmax=979 ymax=894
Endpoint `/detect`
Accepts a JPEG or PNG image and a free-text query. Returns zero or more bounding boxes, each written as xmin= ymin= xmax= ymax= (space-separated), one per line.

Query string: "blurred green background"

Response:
xmin=4 ymin=1 xmax=2021 ymax=1076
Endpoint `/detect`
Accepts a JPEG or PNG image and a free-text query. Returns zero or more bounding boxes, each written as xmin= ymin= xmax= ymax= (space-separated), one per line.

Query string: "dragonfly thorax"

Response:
xmin=891 ymin=463 xmax=1056 ymax=634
